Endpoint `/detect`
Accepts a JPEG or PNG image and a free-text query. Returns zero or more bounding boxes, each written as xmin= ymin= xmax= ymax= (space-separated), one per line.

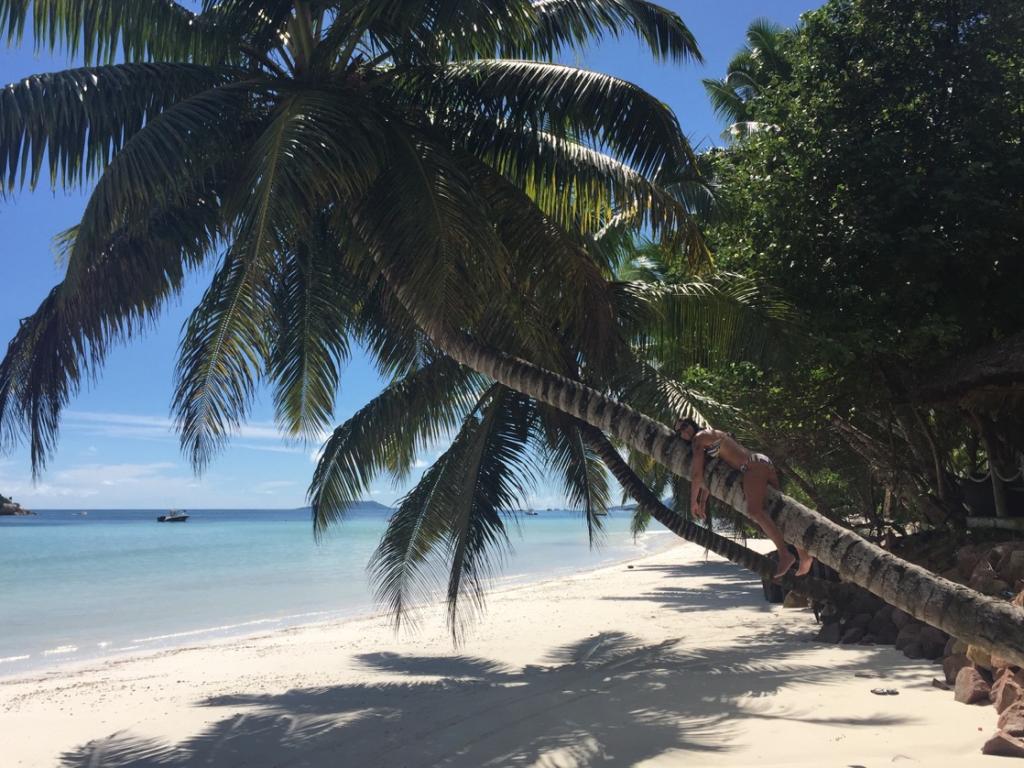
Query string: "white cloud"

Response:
xmin=64 ymin=411 xmax=297 ymax=444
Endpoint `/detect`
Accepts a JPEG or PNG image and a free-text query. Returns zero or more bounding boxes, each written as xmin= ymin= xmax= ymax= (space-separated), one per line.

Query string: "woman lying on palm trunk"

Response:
xmin=674 ymin=418 xmax=815 ymax=579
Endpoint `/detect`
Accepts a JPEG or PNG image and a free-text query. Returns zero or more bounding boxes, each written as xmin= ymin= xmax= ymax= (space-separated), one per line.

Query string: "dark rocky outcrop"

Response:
xmin=0 ymin=494 xmax=34 ymax=516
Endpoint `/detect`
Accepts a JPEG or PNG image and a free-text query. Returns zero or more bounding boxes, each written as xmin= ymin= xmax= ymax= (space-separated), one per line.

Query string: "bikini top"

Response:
xmin=700 ymin=431 xmax=723 ymax=459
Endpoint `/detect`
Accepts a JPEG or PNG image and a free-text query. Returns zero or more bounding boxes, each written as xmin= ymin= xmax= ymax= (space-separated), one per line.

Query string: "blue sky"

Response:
xmin=0 ymin=2 xmax=818 ymax=509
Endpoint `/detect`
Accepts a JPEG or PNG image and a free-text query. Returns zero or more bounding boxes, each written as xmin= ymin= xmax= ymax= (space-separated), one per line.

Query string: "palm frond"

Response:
xmin=459 ymin=122 xmax=701 ymax=247
xmin=536 ymin=406 xmax=610 ymax=546
xmin=172 ymin=246 xmax=270 ymax=472
xmin=67 ymin=80 xmax=256 ymax=271
xmin=0 ymin=63 xmax=243 ymax=193
xmin=409 ymin=59 xmax=693 ymax=179
xmin=0 ymin=0 xmax=234 ymax=64
xmin=267 ymin=235 xmax=353 ymax=440
xmin=309 ymin=357 xmax=487 ymax=537
xmin=617 ymin=274 xmax=795 ymax=373
xmin=467 ymin=161 xmax=620 ymax=373
xmin=174 ymin=85 xmax=399 ymax=469
xmin=701 ymin=77 xmax=748 ymax=127
xmin=745 ymin=17 xmax=792 ymax=79
xmin=369 ymin=385 xmax=535 ymax=642
xmin=348 ymin=130 xmax=508 ymax=337
xmin=524 ymin=0 xmax=701 ymax=63
xmin=0 ymin=197 xmax=219 ymax=474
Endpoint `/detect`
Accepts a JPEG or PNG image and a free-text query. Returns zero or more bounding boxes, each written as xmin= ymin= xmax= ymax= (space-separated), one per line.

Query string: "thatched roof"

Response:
xmin=917 ymin=332 xmax=1024 ymax=410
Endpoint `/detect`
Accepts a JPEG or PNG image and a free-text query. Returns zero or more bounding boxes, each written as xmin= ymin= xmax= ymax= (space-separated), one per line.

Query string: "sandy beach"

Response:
xmin=0 ymin=540 xmax=997 ymax=767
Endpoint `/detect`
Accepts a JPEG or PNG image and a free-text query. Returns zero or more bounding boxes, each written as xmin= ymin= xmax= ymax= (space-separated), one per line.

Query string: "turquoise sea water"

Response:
xmin=0 ymin=509 xmax=673 ymax=676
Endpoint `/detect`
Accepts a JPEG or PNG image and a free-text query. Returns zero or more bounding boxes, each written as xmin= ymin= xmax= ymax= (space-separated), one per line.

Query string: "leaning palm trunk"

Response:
xmin=581 ymin=425 xmax=838 ymax=602
xmin=420 ymin=327 xmax=1024 ymax=666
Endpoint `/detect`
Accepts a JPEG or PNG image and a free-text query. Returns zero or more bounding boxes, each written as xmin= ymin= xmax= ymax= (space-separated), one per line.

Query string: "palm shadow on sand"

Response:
xmin=59 ymin=623 xmax=918 ymax=768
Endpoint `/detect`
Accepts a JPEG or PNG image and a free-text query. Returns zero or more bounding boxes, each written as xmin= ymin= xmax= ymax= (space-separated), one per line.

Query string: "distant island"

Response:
xmin=294 ymin=500 xmax=393 ymax=513
xmin=0 ymin=493 xmax=35 ymax=516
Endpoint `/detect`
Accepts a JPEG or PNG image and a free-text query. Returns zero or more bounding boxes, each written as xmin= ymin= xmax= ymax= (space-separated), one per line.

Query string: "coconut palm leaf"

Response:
xmin=466 ymin=160 xmax=619 ymax=371
xmin=266 ymin=237 xmax=353 ymax=441
xmin=0 ymin=63 xmax=245 ymax=192
xmin=523 ymin=0 xmax=701 ymax=63
xmin=536 ymin=406 xmax=610 ymax=546
xmin=310 ymin=357 xmax=487 ymax=536
xmin=172 ymin=246 xmax=270 ymax=472
xmin=702 ymin=17 xmax=794 ymax=138
xmin=0 ymin=0 xmax=233 ymax=65
xmin=0 ymin=196 xmax=219 ymax=473
xmin=469 ymin=125 xmax=698 ymax=242
xmin=346 ymin=132 xmax=510 ymax=336
xmin=369 ymin=385 xmax=535 ymax=641
xmin=701 ymin=77 xmax=748 ymax=126
xmin=66 ymin=81 xmax=256 ymax=269
xmin=617 ymin=272 xmax=795 ymax=374
xmin=409 ymin=59 xmax=692 ymax=178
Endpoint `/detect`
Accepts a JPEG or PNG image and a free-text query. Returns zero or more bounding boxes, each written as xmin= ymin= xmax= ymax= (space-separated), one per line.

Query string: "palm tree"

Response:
xmin=309 ymin=229 xmax=797 ymax=637
xmin=702 ymin=18 xmax=792 ymax=139
xmin=1 ymin=2 xmax=1022 ymax=664
xmin=0 ymin=0 xmax=703 ymax=471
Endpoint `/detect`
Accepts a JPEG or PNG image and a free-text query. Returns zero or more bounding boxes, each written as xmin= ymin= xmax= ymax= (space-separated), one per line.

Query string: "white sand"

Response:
xmin=0 ymin=541 xmax=999 ymax=767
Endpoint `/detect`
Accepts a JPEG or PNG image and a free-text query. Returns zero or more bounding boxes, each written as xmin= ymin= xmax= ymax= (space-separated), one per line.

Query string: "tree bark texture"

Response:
xmin=431 ymin=332 xmax=1024 ymax=666
xmin=581 ymin=425 xmax=838 ymax=602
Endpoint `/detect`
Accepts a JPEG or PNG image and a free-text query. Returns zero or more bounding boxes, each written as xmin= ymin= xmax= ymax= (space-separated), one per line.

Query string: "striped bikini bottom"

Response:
xmin=740 ymin=453 xmax=773 ymax=473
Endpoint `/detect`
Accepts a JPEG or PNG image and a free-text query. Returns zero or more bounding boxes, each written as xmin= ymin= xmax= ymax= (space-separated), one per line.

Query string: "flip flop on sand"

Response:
xmin=870 ymin=688 xmax=900 ymax=696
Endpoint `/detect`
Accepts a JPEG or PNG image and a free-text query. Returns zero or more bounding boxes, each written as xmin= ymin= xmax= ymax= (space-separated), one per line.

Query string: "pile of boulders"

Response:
xmin=948 ymin=541 xmax=1024 ymax=597
xmin=946 ymin=589 xmax=1024 ymax=757
xmin=808 ymin=537 xmax=1024 ymax=757
xmin=813 ymin=586 xmax=950 ymax=659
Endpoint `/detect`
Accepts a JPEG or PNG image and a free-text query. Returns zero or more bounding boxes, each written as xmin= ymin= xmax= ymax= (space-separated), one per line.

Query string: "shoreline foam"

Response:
xmin=0 ymin=529 xmax=678 ymax=684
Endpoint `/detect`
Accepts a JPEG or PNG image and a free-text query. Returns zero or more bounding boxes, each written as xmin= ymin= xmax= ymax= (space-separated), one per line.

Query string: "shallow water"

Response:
xmin=0 ymin=508 xmax=674 ymax=675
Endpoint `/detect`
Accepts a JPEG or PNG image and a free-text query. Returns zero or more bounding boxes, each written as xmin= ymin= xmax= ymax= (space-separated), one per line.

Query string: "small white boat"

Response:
xmin=73 ymin=511 xmax=88 ymax=517
xmin=157 ymin=509 xmax=189 ymax=523
xmin=524 ymin=509 xmax=539 ymax=516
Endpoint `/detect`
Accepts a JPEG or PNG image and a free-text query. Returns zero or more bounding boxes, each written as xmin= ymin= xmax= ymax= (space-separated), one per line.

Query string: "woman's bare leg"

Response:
xmin=766 ymin=468 xmax=815 ymax=577
xmin=744 ymin=467 xmax=794 ymax=578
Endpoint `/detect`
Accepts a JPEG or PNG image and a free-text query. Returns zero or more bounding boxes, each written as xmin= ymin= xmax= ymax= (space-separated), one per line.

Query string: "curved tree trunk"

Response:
xmin=581 ymin=425 xmax=838 ymax=602
xmin=425 ymin=329 xmax=1024 ymax=666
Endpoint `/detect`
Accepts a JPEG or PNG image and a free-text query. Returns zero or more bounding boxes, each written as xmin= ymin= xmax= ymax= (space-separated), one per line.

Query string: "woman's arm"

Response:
xmin=690 ymin=432 xmax=709 ymax=519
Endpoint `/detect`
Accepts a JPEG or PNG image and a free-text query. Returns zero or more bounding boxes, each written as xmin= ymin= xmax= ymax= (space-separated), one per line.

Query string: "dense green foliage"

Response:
xmin=691 ymin=0 xmax=1024 ymax=532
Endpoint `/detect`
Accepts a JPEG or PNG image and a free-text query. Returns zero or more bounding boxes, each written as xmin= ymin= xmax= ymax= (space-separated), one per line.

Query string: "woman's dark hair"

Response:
xmin=673 ymin=417 xmax=702 ymax=440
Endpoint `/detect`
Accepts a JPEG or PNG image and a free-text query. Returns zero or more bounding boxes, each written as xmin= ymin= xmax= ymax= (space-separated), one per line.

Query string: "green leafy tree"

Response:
xmin=701 ymin=0 xmax=1024 ymax=525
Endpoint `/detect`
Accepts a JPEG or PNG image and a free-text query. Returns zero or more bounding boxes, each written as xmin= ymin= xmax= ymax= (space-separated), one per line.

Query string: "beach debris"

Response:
xmin=981 ymin=730 xmax=1024 ymax=758
xmin=955 ymin=667 xmax=992 ymax=705
xmin=870 ymin=687 xmax=899 ymax=696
